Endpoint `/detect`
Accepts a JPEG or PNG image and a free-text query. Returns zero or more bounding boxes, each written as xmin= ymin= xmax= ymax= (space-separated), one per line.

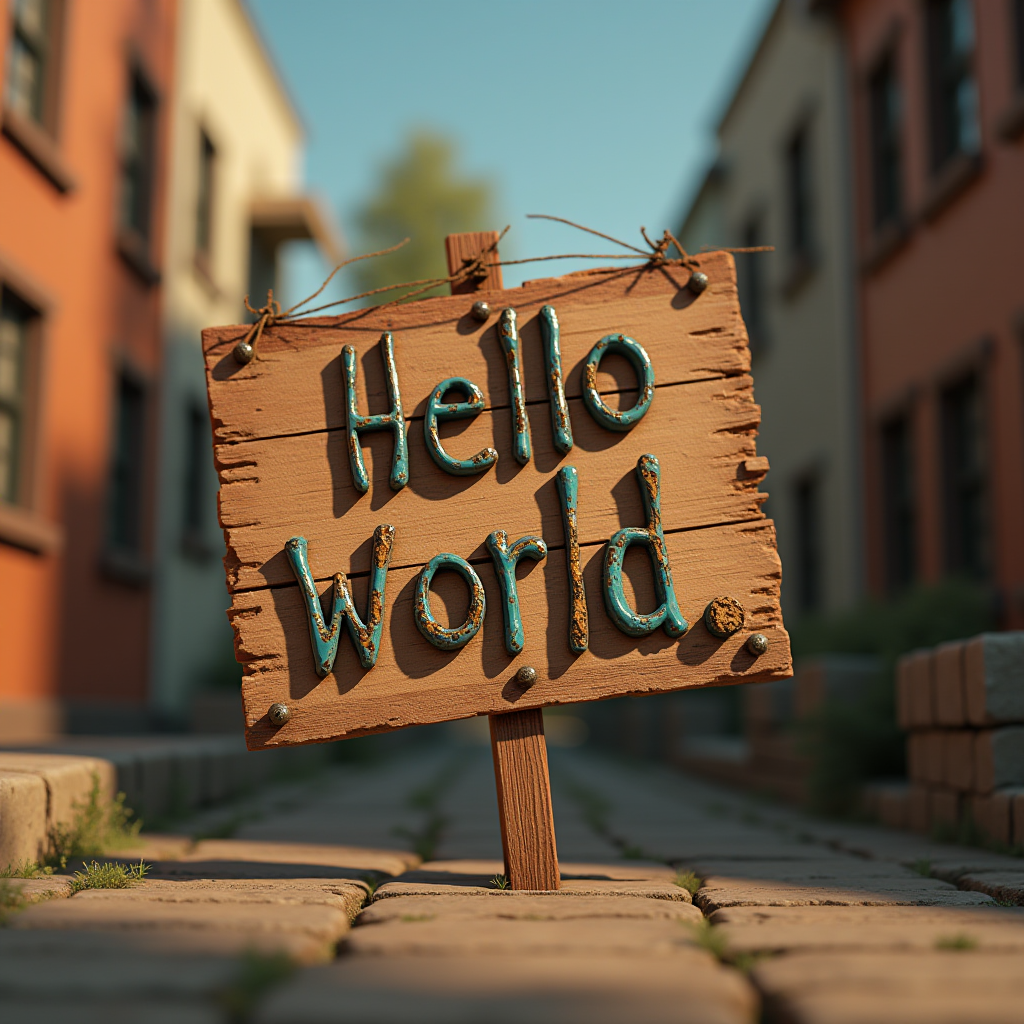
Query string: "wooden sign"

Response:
xmin=202 ymin=247 xmax=791 ymax=754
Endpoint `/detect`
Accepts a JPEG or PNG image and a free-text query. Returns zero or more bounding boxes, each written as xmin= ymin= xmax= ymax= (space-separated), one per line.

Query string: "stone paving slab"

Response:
xmin=72 ymin=878 xmax=368 ymax=916
xmin=11 ymin=893 xmax=352 ymax=962
xmin=695 ymin=875 xmax=994 ymax=911
xmin=954 ymin=871 xmax=1024 ymax=904
xmin=359 ymin=894 xmax=703 ymax=924
xmin=0 ymin=770 xmax=48 ymax=868
xmin=10 ymin=875 xmax=73 ymax=899
xmin=0 ymin=930 xmax=243 ymax=997
xmin=686 ymin=857 xmax=935 ymax=879
xmin=254 ymin=951 xmax=758 ymax=1024
xmin=751 ymin=950 xmax=1024 ymax=1024
xmin=375 ymin=859 xmax=690 ymax=900
xmin=346 ymin=914 xmax=704 ymax=956
xmin=0 ymin=998 xmax=223 ymax=1024
xmin=709 ymin=904 xmax=1024 ymax=953
xmin=147 ymin=839 xmax=417 ymax=880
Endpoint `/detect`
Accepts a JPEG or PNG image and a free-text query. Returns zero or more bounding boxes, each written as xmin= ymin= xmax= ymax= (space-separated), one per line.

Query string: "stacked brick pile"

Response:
xmin=896 ymin=633 xmax=1024 ymax=846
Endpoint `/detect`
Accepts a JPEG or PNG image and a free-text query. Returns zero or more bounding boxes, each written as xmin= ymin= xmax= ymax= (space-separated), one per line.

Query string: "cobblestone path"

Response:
xmin=3 ymin=740 xmax=1024 ymax=1022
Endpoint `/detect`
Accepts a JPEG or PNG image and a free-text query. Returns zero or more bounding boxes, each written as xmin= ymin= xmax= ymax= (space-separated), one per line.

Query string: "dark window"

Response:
xmin=941 ymin=373 xmax=988 ymax=577
xmin=869 ymin=50 xmax=903 ymax=228
xmin=120 ymin=73 xmax=157 ymax=242
xmin=794 ymin=473 xmax=822 ymax=614
xmin=737 ymin=217 xmax=767 ymax=352
xmin=182 ymin=400 xmax=208 ymax=548
xmin=5 ymin=0 xmax=58 ymax=126
xmin=786 ymin=124 xmax=814 ymax=262
xmin=108 ymin=372 xmax=146 ymax=553
xmin=195 ymin=129 xmax=216 ymax=262
xmin=0 ymin=290 xmax=35 ymax=505
xmin=246 ymin=231 xmax=277 ymax=317
xmin=881 ymin=414 xmax=916 ymax=592
xmin=926 ymin=0 xmax=980 ymax=171
xmin=1013 ymin=0 xmax=1024 ymax=91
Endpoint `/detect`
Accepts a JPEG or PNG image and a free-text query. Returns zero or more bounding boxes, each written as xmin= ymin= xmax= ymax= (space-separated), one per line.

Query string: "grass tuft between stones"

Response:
xmin=67 ymin=859 xmax=149 ymax=895
xmin=219 ymin=950 xmax=296 ymax=1023
xmin=935 ymin=933 xmax=978 ymax=951
xmin=47 ymin=773 xmax=142 ymax=869
xmin=673 ymin=870 xmax=702 ymax=895
xmin=0 ymin=879 xmax=29 ymax=924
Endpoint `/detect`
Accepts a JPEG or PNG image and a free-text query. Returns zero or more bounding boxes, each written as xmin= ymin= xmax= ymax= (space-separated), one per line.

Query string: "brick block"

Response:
xmin=933 ymin=641 xmax=966 ymax=726
xmin=895 ymin=655 xmax=914 ymax=730
xmin=0 ymin=770 xmax=48 ymax=870
xmin=974 ymin=726 xmax=1024 ymax=795
xmin=876 ymin=785 xmax=909 ymax=829
xmin=908 ymin=784 xmax=930 ymax=832
xmin=902 ymin=650 xmax=935 ymax=728
xmin=1013 ymin=791 xmax=1024 ymax=848
xmin=942 ymin=730 xmax=975 ymax=791
xmin=0 ymin=753 xmax=116 ymax=837
xmin=921 ymin=730 xmax=945 ymax=784
xmin=965 ymin=632 xmax=1024 ymax=726
xmin=971 ymin=791 xmax=1014 ymax=846
xmin=929 ymin=787 xmax=960 ymax=829
xmin=906 ymin=733 xmax=926 ymax=783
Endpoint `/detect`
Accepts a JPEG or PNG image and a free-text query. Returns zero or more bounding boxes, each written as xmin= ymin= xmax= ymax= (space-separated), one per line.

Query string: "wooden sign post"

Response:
xmin=446 ymin=232 xmax=560 ymax=890
xmin=202 ymin=229 xmax=791 ymax=891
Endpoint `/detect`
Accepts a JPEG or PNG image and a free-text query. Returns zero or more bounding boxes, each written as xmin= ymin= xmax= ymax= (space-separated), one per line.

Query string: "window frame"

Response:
xmin=194 ymin=126 xmax=217 ymax=271
xmin=924 ymin=0 xmax=980 ymax=174
xmin=880 ymin=410 xmax=917 ymax=593
xmin=867 ymin=44 xmax=904 ymax=232
xmin=116 ymin=59 xmax=161 ymax=285
xmin=939 ymin=367 xmax=990 ymax=579
xmin=102 ymin=360 xmax=151 ymax=582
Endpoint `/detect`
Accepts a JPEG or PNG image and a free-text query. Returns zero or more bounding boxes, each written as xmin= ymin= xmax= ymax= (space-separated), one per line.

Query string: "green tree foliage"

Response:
xmin=352 ymin=132 xmax=495 ymax=301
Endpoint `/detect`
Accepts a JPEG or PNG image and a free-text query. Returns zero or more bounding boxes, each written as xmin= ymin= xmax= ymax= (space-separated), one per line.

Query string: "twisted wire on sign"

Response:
xmin=233 ymin=218 xmax=773 ymax=364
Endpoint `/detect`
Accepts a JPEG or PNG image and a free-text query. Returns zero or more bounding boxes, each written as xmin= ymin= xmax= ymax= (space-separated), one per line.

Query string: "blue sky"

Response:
xmin=247 ymin=0 xmax=774 ymax=302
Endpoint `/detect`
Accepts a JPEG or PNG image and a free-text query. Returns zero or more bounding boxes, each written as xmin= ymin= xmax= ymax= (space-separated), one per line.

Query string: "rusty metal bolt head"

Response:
xmin=233 ymin=339 xmax=255 ymax=364
xmin=704 ymin=597 xmax=745 ymax=639
xmin=268 ymin=702 xmax=291 ymax=726
xmin=688 ymin=270 xmax=709 ymax=295
xmin=516 ymin=665 xmax=537 ymax=687
xmin=746 ymin=632 xmax=769 ymax=656
xmin=471 ymin=300 xmax=491 ymax=322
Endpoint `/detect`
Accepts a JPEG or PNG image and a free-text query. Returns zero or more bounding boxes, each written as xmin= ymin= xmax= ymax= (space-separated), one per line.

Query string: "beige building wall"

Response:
xmin=152 ymin=0 xmax=337 ymax=721
xmin=680 ymin=0 xmax=861 ymax=623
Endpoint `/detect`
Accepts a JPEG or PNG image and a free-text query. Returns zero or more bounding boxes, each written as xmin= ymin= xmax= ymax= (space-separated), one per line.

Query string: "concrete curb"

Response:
xmin=0 ymin=737 xmax=330 ymax=870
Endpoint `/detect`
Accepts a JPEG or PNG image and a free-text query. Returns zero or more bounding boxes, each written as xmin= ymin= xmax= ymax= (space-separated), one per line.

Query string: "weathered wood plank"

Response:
xmin=202 ymin=252 xmax=748 ymax=445
xmin=445 ymin=231 xmax=504 ymax=293
xmin=215 ymin=374 xmax=766 ymax=590
xmin=489 ymin=709 xmax=560 ymax=890
xmin=230 ymin=519 xmax=789 ymax=749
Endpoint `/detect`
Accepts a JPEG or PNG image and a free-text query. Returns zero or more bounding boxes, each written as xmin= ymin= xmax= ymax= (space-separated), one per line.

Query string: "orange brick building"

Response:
xmin=841 ymin=0 xmax=1024 ymax=619
xmin=0 ymin=0 xmax=176 ymax=737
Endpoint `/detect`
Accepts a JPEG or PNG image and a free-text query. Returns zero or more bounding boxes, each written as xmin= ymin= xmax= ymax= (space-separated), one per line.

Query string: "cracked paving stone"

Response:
xmin=750 ymin=950 xmax=1024 ymax=1024
xmin=359 ymin=894 xmax=702 ymax=924
xmin=695 ymin=875 xmax=994 ymax=912
xmin=708 ymin=904 xmax=1024 ymax=953
xmin=253 ymin=951 xmax=758 ymax=1024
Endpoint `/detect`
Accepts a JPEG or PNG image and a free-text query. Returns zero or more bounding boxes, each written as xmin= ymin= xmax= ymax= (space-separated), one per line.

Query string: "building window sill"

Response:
xmin=117 ymin=230 xmax=161 ymax=286
xmin=998 ymin=92 xmax=1024 ymax=142
xmin=101 ymin=546 xmax=150 ymax=586
xmin=780 ymin=250 xmax=818 ymax=302
xmin=0 ymin=502 xmax=63 ymax=554
xmin=1 ymin=107 xmax=76 ymax=194
xmin=862 ymin=218 xmax=911 ymax=275
xmin=920 ymin=151 xmax=982 ymax=223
